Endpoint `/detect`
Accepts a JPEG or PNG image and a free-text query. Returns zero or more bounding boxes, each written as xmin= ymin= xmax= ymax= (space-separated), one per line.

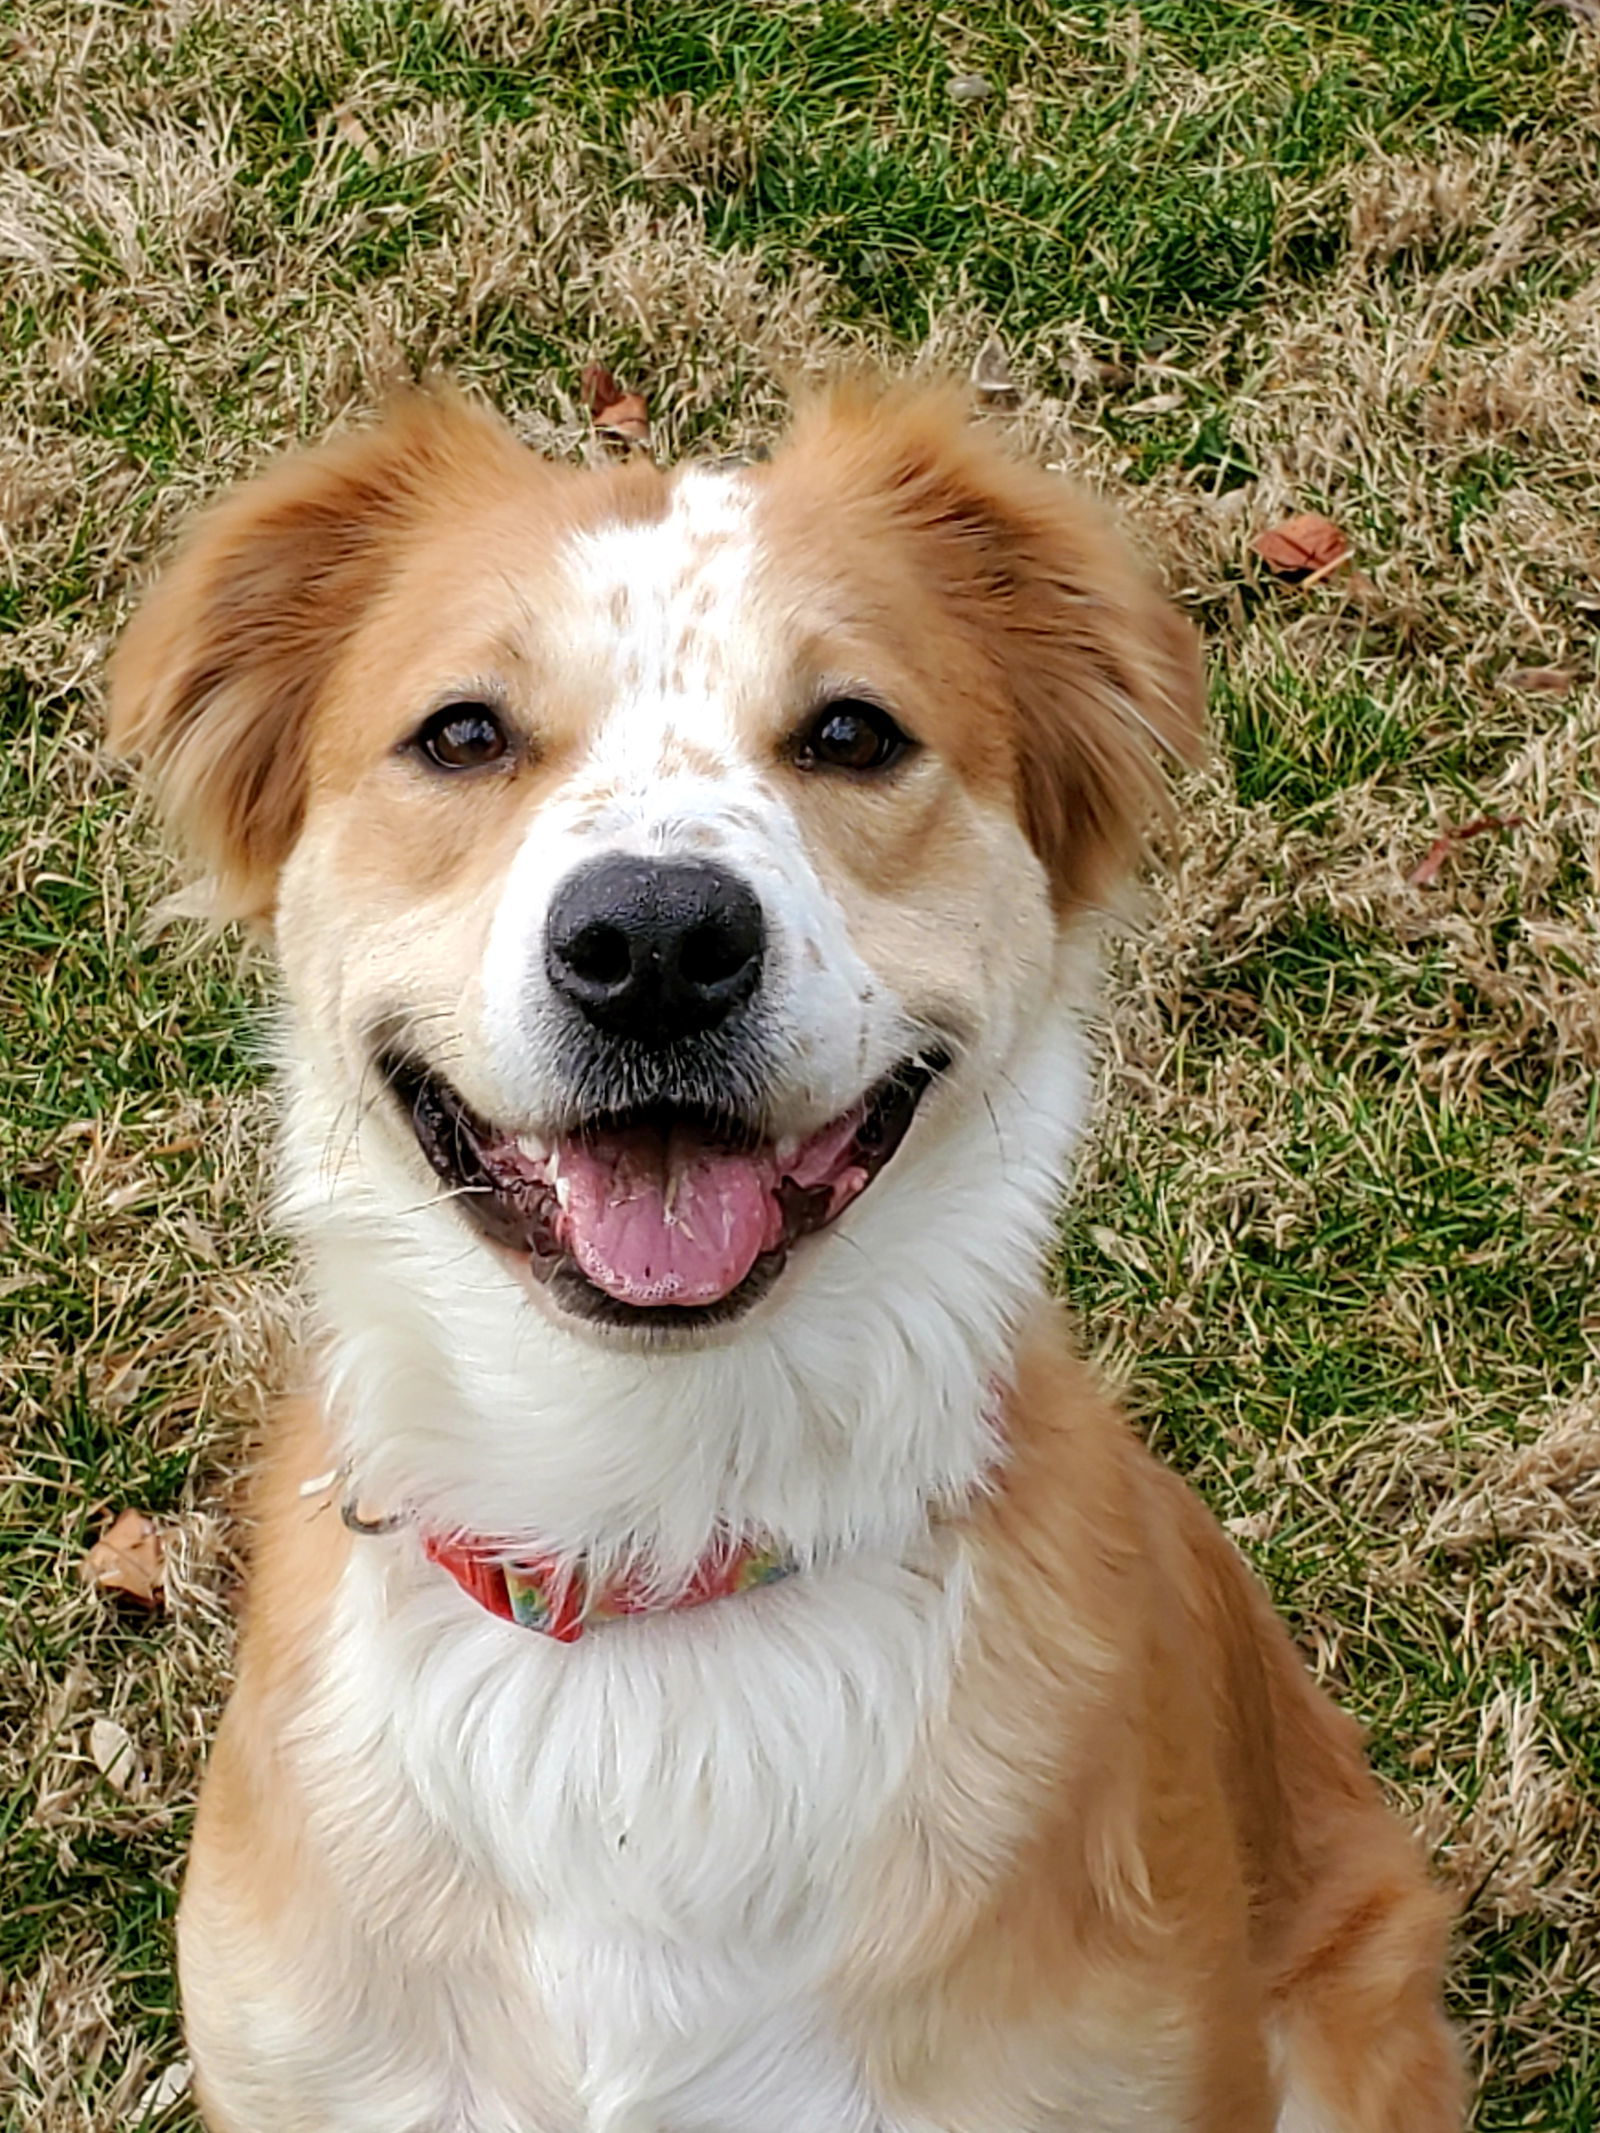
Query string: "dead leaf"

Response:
xmin=971 ymin=335 xmax=1019 ymax=410
xmin=581 ymin=364 xmax=651 ymax=446
xmin=1123 ymin=391 xmax=1185 ymax=417
xmin=327 ymin=104 xmax=380 ymax=167
xmin=1540 ymin=0 xmax=1600 ymax=20
xmin=1407 ymin=815 xmax=1527 ymax=888
xmin=947 ymin=73 xmax=995 ymax=104
xmin=580 ymin=362 xmax=620 ymax=413
xmin=138 ymin=2062 xmax=192 ymax=2117
xmin=82 ymin=1508 xmax=166 ymax=1607
xmin=88 ymin=1715 xmax=140 ymax=1794
xmin=1251 ymin=512 xmax=1352 ymax=583
xmin=1504 ymin=666 xmax=1577 ymax=696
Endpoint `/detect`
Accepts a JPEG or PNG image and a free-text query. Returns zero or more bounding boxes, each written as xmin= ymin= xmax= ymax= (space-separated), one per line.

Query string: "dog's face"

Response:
xmin=111 ymin=387 xmax=1199 ymax=1367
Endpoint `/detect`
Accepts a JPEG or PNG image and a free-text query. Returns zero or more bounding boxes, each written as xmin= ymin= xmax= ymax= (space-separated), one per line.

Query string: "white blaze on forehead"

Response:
xmin=559 ymin=464 xmax=777 ymax=779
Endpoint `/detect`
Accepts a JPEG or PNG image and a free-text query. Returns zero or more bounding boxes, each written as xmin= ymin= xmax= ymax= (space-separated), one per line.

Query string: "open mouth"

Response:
xmin=379 ymin=1049 xmax=948 ymax=1328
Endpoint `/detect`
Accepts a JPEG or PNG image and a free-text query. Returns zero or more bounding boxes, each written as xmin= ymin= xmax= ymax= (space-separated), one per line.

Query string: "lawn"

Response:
xmin=3 ymin=1 xmax=1598 ymax=2125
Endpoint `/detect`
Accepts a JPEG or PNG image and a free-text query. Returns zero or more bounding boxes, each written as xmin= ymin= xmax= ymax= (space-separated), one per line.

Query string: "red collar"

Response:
xmin=423 ymin=1531 xmax=798 ymax=1643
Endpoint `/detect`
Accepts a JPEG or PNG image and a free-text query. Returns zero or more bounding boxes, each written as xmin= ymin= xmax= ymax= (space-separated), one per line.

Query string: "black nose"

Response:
xmin=545 ymin=857 xmax=766 ymax=1044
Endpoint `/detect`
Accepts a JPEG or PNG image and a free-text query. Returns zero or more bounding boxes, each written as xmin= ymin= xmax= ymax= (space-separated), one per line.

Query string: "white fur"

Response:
xmin=1276 ymin=2098 xmax=1337 ymax=2133
xmin=560 ymin=469 xmax=777 ymax=766
xmin=267 ymin=1530 xmax=972 ymax=2131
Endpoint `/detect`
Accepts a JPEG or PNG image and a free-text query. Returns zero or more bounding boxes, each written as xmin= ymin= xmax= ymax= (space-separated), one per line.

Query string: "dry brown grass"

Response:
xmin=3 ymin=3 xmax=1598 ymax=2125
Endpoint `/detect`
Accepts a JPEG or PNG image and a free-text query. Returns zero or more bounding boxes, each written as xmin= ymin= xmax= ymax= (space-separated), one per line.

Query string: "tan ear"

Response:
xmin=778 ymin=384 xmax=1206 ymax=914
xmin=107 ymin=391 xmax=523 ymax=922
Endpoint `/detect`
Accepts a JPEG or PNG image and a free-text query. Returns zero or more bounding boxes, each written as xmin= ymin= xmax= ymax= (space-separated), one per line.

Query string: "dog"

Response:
xmin=110 ymin=381 xmax=1462 ymax=2133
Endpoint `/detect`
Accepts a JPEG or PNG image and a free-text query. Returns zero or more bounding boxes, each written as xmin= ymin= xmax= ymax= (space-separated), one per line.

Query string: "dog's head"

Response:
xmin=111 ymin=384 xmax=1199 ymax=1386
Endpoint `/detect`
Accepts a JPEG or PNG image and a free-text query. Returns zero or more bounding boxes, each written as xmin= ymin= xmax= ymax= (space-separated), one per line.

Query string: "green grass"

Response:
xmin=3 ymin=0 xmax=1599 ymax=2123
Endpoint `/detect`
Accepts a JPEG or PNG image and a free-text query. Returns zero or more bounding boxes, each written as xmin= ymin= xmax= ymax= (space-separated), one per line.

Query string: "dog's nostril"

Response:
xmin=566 ymin=921 xmax=634 ymax=992
xmin=679 ymin=916 xmax=753 ymax=989
xmin=545 ymin=857 xmax=766 ymax=1044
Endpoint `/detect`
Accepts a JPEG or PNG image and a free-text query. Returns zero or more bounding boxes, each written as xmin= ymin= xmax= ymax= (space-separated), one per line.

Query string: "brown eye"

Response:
xmin=412 ymin=702 xmax=511 ymax=771
xmin=793 ymin=699 xmax=913 ymax=774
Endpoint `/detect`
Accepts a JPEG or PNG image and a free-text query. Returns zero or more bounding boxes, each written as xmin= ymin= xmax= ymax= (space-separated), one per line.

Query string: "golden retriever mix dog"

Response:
xmin=110 ymin=382 xmax=1462 ymax=2133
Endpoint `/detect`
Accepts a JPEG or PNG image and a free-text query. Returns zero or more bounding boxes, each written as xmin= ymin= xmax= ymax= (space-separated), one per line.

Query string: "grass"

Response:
xmin=2 ymin=0 xmax=1598 ymax=2123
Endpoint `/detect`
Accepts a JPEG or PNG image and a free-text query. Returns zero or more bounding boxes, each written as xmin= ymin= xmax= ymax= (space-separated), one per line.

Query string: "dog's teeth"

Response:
xmin=553 ymin=1173 xmax=571 ymax=1210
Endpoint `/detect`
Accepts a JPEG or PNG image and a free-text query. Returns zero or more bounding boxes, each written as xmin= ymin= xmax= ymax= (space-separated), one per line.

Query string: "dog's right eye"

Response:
xmin=411 ymin=703 xmax=512 ymax=771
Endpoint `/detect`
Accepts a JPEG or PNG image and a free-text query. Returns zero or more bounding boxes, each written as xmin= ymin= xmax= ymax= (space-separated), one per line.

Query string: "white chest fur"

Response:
xmin=299 ymin=1532 xmax=970 ymax=2133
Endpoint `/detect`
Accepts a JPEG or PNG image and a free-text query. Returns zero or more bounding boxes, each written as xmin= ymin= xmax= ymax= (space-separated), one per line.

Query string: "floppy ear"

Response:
xmin=107 ymin=391 xmax=523 ymax=922
xmin=780 ymin=385 xmax=1206 ymax=914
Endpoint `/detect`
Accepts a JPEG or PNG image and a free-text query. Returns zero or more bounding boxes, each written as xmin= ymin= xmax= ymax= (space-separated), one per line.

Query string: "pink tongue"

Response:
xmin=555 ymin=1124 xmax=784 ymax=1308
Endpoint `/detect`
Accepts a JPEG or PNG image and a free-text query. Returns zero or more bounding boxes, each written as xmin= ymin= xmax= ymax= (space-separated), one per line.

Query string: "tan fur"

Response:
xmin=181 ymin=1403 xmax=573 ymax=2133
xmin=112 ymin=382 xmax=1460 ymax=2131
xmin=109 ymin=392 xmax=664 ymax=922
xmin=838 ymin=1317 xmax=1460 ymax=2130
xmin=766 ymin=385 xmax=1206 ymax=913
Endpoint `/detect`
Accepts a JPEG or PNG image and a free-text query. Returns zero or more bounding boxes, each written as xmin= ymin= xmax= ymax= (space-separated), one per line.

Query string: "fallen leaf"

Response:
xmin=1504 ymin=666 xmax=1576 ymax=696
xmin=971 ymin=334 xmax=1019 ymax=410
xmin=137 ymin=2062 xmax=192 ymax=2117
xmin=88 ymin=1715 xmax=140 ymax=1794
xmin=597 ymin=393 xmax=650 ymax=444
xmin=947 ymin=72 xmax=995 ymax=104
xmin=1407 ymin=815 xmax=1527 ymax=888
xmin=82 ymin=1508 xmax=165 ymax=1607
xmin=1123 ymin=391 xmax=1185 ymax=417
xmin=1090 ymin=358 xmax=1135 ymax=390
xmin=327 ymin=104 xmax=380 ymax=167
xmin=581 ymin=363 xmax=651 ymax=446
xmin=1251 ymin=512 xmax=1351 ymax=583
xmin=1540 ymin=0 xmax=1600 ymax=20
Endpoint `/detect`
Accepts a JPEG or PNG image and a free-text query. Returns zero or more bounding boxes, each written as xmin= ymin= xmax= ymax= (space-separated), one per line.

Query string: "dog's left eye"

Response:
xmin=411 ymin=703 xmax=512 ymax=771
xmin=792 ymin=700 xmax=913 ymax=774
